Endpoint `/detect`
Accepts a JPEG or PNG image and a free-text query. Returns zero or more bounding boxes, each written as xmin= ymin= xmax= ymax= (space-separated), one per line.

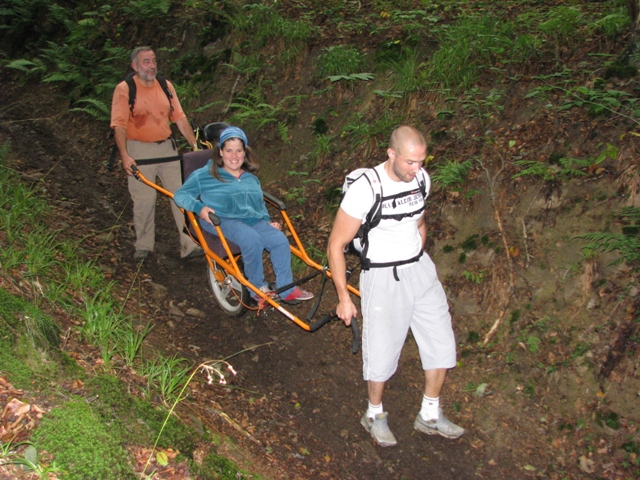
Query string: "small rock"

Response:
xmin=576 ymin=365 xmax=589 ymax=377
xmin=169 ymin=304 xmax=184 ymax=317
xmin=150 ymin=282 xmax=168 ymax=301
xmin=94 ymin=232 xmax=114 ymax=243
xmin=186 ymin=307 xmax=206 ymax=318
xmin=99 ymin=264 xmax=116 ymax=275
xmin=579 ymin=455 xmax=595 ymax=474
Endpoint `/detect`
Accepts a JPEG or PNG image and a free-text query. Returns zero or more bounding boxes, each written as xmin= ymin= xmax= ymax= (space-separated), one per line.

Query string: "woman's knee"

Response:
xmin=265 ymin=229 xmax=289 ymax=250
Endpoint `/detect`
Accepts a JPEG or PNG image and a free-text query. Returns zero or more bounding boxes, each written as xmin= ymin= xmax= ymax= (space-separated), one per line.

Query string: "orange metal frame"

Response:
xmin=132 ymin=167 xmax=360 ymax=331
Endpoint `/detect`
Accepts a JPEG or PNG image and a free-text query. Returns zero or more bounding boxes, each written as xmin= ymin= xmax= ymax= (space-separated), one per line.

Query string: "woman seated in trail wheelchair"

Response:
xmin=173 ymin=126 xmax=314 ymax=305
xmin=132 ymin=122 xmax=360 ymax=351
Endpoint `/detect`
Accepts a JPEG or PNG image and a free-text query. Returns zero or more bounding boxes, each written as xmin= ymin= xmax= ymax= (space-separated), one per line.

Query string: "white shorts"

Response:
xmin=360 ymin=254 xmax=457 ymax=382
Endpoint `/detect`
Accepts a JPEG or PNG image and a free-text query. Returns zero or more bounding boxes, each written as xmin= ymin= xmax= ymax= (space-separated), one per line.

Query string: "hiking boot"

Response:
xmin=182 ymin=246 xmax=204 ymax=260
xmin=251 ymin=285 xmax=279 ymax=302
xmin=134 ymin=249 xmax=151 ymax=262
xmin=281 ymin=287 xmax=314 ymax=305
xmin=414 ymin=409 xmax=465 ymax=439
xmin=361 ymin=412 xmax=397 ymax=447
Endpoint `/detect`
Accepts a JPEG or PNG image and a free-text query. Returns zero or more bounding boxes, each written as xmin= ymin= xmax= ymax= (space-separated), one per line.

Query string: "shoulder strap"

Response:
xmin=124 ymin=73 xmax=136 ymax=117
xmin=359 ymin=168 xmax=383 ymax=270
xmin=155 ymin=74 xmax=174 ymax=109
xmin=124 ymin=72 xmax=173 ymax=118
xmin=359 ymin=169 xmax=427 ymax=270
xmin=365 ymin=168 xmax=383 ymax=228
xmin=418 ymin=168 xmax=427 ymax=198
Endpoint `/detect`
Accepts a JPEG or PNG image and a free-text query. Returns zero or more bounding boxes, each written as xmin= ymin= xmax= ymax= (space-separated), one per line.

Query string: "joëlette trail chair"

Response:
xmin=131 ymin=138 xmax=361 ymax=352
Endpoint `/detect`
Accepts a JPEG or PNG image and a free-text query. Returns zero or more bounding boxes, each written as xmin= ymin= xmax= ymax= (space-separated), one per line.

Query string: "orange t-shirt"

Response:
xmin=110 ymin=75 xmax=187 ymax=143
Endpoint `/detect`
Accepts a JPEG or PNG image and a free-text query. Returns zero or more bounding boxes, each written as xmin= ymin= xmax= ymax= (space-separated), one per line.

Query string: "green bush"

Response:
xmin=539 ymin=6 xmax=584 ymax=46
xmin=316 ymin=45 xmax=367 ymax=78
xmin=431 ymin=159 xmax=473 ymax=189
xmin=426 ymin=15 xmax=537 ymax=91
xmin=593 ymin=10 xmax=629 ymax=39
xmin=231 ymin=3 xmax=314 ymax=49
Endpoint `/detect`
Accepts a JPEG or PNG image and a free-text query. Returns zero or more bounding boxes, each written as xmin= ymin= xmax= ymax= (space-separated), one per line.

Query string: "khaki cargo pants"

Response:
xmin=126 ymin=139 xmax=198 ymax=258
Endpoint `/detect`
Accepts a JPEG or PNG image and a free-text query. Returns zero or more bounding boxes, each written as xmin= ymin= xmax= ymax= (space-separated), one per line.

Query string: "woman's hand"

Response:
xmin=269 ymin=221 xmax=282 ymax=231
xmin=199 ymin=206 xmax=216 ymax=224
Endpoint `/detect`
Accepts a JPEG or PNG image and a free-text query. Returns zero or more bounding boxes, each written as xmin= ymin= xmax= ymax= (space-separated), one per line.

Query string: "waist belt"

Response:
xmin=362 ymin=249 xmax=424 ymax=281
xmin=135 ymin=137 xmax=180 ymax=165
xmin=135 ymin=155 xmax=181 ymax=165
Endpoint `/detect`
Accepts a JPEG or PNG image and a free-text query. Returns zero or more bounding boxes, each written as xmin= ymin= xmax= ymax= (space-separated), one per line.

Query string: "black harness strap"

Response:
xmin=359 ymin=168 xmax=428 ymax=274
xmin=125 ymin=72 xmax=174 ymax=118
xmin=367 ymin=250 xmax=424 ymax=281
xmin=359 ymin=171 xmax=380 ymax=270
xmin=131 ymin=137 xmax=179 ymax=166
xmin=109 ymin=74 xmax=176 ymax=171
xmin=135 ymin=155 xmax=181 ymax=166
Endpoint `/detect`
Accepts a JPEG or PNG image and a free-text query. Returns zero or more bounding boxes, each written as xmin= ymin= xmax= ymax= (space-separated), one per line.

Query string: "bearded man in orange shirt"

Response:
xmin=111 ymin=46 xmax=202 ymax=262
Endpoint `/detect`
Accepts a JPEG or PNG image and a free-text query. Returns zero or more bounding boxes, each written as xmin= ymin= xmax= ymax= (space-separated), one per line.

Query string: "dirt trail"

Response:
xmin=1 ymin=82 xmax=517 ymax=480
xmin=6 ymin=78 xmax=639 ymax=480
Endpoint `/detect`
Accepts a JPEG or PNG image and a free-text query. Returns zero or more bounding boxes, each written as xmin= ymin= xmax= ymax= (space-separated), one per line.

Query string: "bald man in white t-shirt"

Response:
xmin=327 ymin=125 xmax=465 ymax=447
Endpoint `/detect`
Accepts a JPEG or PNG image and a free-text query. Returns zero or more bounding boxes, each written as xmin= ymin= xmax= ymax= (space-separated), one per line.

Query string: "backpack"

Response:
xmin=342 ymin=167 xmax=428 ymax=270
xmin=107 ymin=72 xmax=175 ymax=171
xmin=195 ymin=121 xmax=230 ymax=149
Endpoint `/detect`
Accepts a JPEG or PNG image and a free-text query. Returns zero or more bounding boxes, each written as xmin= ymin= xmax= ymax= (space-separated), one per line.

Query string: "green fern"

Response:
xmin=575 ymin=207 xmax=640 ymax=269
xmin=512 ymin=157 xmax=590 ymax=181
xmin=70 ymin=98 xmax=110 ymax=122
xmin=619 ymin=206 xmax=640 ymax=223
xmin=228 ymin=92 xmax=305 ymax=132
xmin=575 ymin=232 xmax=640 ymax=266
xmin=123 ymin=0 xmax=171 ymax=19
xmin=328 ymin=73 xmax=375 ymax=83
xmin=431 ymin=159 xmax=473 ymax=189
xmin=5 ymin=58 xmax=46 ymax=74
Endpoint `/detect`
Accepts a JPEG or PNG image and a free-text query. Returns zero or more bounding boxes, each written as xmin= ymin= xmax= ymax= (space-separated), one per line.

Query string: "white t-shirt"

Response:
xmin=340 ymin=162 xmax=430 ymax=264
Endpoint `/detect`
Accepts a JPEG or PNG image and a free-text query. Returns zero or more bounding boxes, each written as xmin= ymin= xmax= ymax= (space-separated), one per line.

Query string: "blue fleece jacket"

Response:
xmin=173 ymin=160 xmax=270 ymax=225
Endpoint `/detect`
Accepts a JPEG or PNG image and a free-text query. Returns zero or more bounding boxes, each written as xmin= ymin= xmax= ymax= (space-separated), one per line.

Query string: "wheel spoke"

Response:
xmin=207 ymin=263 xmax=247 ymax=317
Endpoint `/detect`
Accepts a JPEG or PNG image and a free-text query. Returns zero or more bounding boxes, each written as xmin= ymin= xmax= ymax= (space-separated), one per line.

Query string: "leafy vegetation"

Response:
xmin=576 ymin=207 xmax=640 ymax=271
xmin=431 ymin=159 xmax=473 ymax=189
xmin=0 ymin=147 xmax=246 ymax=477
xmin=316 ymin=45 xmax=368 ymax=78
xmin=2 ymin=0 xmax=640 ymax=478
xmin=192 ymin=452 xmax=264 ymax=480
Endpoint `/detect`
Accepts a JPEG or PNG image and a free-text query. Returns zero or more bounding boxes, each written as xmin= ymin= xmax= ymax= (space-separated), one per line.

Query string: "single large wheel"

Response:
xmin=207 ymin=262 xmax=248 ymax=317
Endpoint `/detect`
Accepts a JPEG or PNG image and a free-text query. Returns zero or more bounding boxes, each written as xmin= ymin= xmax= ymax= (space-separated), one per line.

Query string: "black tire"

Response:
xmin=207 ymin=262 xmax=248 ymax=317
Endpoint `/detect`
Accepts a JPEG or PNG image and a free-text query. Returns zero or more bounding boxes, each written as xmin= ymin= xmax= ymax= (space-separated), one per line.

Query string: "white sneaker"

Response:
xmin=361 ymin=412 xmax=397 ymax=447
xmin=414 ymin=408 xmax=465 ymax=439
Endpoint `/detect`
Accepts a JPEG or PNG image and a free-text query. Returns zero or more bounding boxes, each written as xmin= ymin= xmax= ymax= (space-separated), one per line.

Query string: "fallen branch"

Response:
xmin=477 ymin=158 xmax=516 ymax=345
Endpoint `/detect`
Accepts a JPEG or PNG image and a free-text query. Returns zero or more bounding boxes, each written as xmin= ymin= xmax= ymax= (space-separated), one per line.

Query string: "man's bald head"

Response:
xmin=389 ymin=125 xmax=426 ymax=156
xmin=385 ymin=125 xmax=427 ymax=183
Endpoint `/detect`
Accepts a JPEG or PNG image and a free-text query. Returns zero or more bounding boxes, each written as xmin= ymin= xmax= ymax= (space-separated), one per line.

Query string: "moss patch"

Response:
xmin=32 ymin=398 xmax=135 ymax=480
xmin=191 ymin=452 xmax=264 ymax=480
xmin=0 ymin=288 xmax=61 ymax=388
xmin=85 ymin=375 xmax=198 ymax=456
